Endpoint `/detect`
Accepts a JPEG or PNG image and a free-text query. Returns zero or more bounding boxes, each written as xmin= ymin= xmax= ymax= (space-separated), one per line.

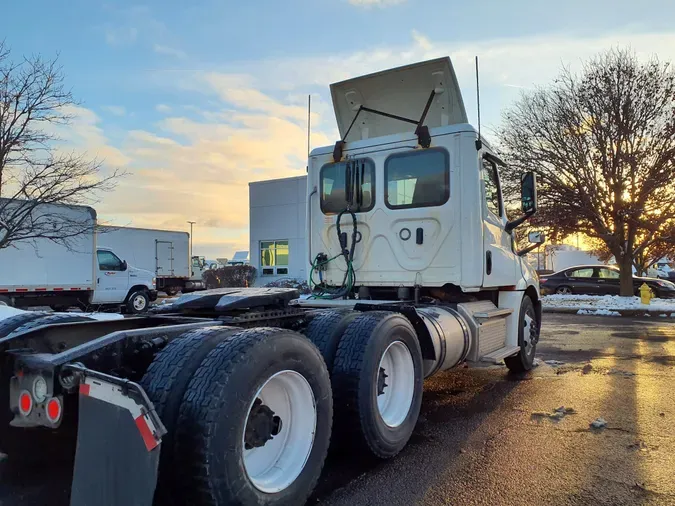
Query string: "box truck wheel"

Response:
xmin=505 ymin=295 xmax=539 ymax=373
xmin=140 ymin=326 xmax=241 ymax=505
xmin=126 ymin=290 xmax=149 ymax=313
xmin=175 ymin=328 xmax=332 ymax=506
xmin=331 ymin=311 xmax=423 ymax=459
xmin=304 ymin=309 xmax=359 ymax=371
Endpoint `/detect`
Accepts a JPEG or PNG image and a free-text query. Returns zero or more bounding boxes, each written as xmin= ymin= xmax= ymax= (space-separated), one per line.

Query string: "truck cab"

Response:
xmin=90 ymin=247 xmax=157 ymax=312
xmin=307 ymin=57 xmax=540 ymax=299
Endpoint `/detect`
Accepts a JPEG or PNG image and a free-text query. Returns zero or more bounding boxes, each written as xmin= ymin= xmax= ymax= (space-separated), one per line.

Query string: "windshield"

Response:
xmin=320 ymin=159 xmax=375 ymax=214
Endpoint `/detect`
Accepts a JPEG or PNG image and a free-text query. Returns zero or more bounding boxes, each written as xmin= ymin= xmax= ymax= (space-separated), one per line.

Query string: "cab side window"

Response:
xmin=482 ymin=158 xmax=502 ymax=218
xmin=97 ymin=250 xmax=123 ymax=271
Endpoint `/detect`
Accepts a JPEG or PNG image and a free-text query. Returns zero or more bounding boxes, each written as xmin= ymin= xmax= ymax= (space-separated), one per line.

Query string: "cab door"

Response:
xmin=481 ymin=156 xmax=517 ymax=287
xmin=92 ymin=249 xmax=129 ymax=303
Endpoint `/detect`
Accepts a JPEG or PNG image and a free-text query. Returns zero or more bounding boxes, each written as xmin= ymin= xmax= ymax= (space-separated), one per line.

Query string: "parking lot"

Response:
xmin=2 ymin=312 xmax=675 ymax=506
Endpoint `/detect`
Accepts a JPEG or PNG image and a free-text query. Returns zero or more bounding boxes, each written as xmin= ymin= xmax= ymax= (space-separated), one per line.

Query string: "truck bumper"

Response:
xmin=148 ymin=290 xmax=158 ymax=301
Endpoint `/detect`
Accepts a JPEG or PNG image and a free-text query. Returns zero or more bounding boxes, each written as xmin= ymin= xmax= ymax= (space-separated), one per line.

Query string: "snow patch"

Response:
xmin=577 ymin=309 xmax=621 ymax=316
xmin=82 ymin=313 xmax=125 ymax=321
xmin=0 ymin=305 xmax=26 ymax=321
xmin=543 ymin=294 xmax=675 ymax=314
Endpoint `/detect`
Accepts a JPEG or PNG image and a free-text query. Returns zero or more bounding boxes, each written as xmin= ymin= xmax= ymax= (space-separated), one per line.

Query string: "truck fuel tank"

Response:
xmin=416 ymin=306 xmax=472 ymax=377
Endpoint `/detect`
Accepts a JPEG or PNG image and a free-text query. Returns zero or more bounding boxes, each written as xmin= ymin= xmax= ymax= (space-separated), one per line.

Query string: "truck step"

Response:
xmin=473 ymin=308 xmax=513 ymax=320
xmin=480 ymin=346 xmax=521 ymax=364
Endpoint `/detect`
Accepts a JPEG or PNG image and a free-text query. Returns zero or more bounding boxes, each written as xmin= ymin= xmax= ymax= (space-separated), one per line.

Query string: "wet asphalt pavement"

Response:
xmin=2 ymin=313 xmax=675 ymax=506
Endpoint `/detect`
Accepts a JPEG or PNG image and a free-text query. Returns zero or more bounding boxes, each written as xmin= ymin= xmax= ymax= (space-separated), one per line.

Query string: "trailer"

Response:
xmin=0 ymin=57 xmax=544 ymax=506
xmin=98 ymin=226 xmax=205 ymax=295
xmin=0 ymin=201 xmax=157 ymax=313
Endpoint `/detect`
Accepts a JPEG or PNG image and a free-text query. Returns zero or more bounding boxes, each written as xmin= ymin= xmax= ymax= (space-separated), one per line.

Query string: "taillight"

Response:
xmin=540 ymin=278 xmax=548 ymax=283
xmin=46 ymin=397 xmax=62 ymax=424
xmin=19 ymin=390 xmax=33 ymax=416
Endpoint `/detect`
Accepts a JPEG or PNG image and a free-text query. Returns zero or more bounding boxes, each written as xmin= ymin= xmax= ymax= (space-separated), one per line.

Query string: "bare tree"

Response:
xmin=0 ymin=40 xmax=122 ymax=250
xmin=497 ymin=49 xmax=675 ymax=296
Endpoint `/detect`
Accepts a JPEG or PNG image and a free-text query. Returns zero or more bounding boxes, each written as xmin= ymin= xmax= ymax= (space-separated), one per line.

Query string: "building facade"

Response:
xmin=249 ymin=175 xmax=308 ymax=286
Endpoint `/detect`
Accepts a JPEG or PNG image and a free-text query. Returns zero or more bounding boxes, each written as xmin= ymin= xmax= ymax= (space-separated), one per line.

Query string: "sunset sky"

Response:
xmin=5 ymin=0 xmax=675 ymax=257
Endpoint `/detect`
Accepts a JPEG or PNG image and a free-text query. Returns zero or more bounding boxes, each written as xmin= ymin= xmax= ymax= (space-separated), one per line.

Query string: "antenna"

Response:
xmin=475 ymin=55 xmax=482 ymax=151
xmin=306 ymin=94 xmax=312 ymax=172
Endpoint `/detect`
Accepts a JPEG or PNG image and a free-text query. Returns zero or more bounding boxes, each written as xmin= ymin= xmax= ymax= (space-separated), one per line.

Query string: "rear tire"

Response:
xmin=175 ymin=328 xmax=332 ymax=506
xmin=5 ymin=313 xmax=95 ymax=338
xmin=505 ymin=295 xmax=539 ymax=373
xmin=140 ymin=326 xmax=241 ymax=505
xmin=0 ymin=311 xmax=51 ymax=338
xmin=304 ymin=309 xmax=358 ymax=371
xmin=331 ymin=311 xmax=423 ymax=459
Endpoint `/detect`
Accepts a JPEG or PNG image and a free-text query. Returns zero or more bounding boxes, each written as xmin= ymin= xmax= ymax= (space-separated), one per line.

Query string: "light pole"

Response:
xmin=187 ymin=221 xmax=196 ymax=260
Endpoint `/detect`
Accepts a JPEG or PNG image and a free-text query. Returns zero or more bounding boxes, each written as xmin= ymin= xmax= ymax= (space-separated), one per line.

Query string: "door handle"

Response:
xmin=486 ymin=251 xmax=492 ymax=275
xmin=97 ymin=278 xmax=100 ymax=284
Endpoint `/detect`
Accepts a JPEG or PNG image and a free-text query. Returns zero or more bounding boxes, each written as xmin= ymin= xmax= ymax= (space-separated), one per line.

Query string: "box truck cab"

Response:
xmin=92 ymin=248 xmax=157 ymax=312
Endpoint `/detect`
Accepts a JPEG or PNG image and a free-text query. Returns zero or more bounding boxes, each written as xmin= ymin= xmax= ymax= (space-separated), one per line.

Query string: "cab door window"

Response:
xmin=97 ymin=250 xmax=124 ymax=271
xmin=482 ymin=158 xmax=503 ymax=218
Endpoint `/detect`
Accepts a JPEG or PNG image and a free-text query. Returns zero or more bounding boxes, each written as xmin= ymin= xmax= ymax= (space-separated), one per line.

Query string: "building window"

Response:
xmin=384 ymin=149 xmax=449 ymax=209
xmin=260 ymin=240 xmax=289 ymax=276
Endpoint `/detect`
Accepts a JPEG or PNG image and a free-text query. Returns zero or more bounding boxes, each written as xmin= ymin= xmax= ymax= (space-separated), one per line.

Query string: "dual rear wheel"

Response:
xmin=140 ymin=326 xmax=332 ymax=506
xmin=307 ymin=310 xmax=424 ymax=459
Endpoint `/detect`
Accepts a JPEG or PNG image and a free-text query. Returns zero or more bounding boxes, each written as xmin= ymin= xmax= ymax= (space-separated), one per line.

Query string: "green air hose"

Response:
xmin=309 ymin=208 xmax=358 ymax=300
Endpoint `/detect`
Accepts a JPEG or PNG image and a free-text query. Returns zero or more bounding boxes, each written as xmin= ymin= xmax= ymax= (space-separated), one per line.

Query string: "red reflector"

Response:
xmin=46 ymin=398 xmax=62 ymax=423
xmin=19 ymin=391 xmax=32 ymax=415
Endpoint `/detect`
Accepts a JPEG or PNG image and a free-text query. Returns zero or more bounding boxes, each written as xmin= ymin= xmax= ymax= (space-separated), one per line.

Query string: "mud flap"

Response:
xmin=69 ymin=373 xmax=166 ymax=506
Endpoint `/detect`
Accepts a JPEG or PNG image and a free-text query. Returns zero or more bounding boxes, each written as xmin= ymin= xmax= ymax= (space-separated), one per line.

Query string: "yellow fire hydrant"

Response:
xmin=640 ymin=283 xmax=653 ymax=305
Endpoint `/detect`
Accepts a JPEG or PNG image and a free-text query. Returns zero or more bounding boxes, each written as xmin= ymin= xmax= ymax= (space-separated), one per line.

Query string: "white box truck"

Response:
xmin=98 ymin=226 xmax=205 ymax=295
xmin=0 ymin=200 xmax=157 ymax=313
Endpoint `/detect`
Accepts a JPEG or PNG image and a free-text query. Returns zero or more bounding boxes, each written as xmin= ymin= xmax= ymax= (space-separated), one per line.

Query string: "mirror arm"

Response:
xmin=505 ymin=210 xmax=536 ymax=234
xmin=517 ymin=243 xmax=541 ymax=257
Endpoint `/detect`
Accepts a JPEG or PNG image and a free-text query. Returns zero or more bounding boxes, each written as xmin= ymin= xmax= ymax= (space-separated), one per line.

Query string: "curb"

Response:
xmin=543 ymin=306 xmax=675 ymax=317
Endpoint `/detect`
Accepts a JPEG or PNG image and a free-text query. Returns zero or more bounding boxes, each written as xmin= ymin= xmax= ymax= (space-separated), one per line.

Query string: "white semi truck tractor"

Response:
xmin=0 ymin=57 xmax=542 ymax=506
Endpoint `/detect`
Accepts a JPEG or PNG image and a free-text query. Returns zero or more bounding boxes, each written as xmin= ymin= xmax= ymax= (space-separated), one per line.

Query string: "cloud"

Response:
xmin=411 ymin=30 xmax=432 ymax=51
xmin=104 ymin=26 xmax=138 ymax=47
xmin=50 ymin=105 xmax=130 ymax=169
xmin=348 ymin=0 xmax=406 ymax=7
xmin=153 ymin=44 xmax=186 ymax=59
xmin=102 ymin=105 xmax=127 ymax=116
xmin=74 ymin=28 xmax=675 ymax=257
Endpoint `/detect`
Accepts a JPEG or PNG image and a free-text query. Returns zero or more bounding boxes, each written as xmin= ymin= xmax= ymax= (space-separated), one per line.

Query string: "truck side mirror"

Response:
xmin=121 ymin=260 xmax=127 ymax=271
xmin=521 ymin=172 xmax=537 ymax=214
xmin=505 ymin=172 xmax=538 ymax=234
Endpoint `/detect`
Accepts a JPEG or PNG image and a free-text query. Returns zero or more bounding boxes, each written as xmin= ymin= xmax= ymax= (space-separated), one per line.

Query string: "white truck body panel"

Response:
xmin=98 ymin=226 xmax=190 ymax=279
xmin=0 ymin=202 xmax=96 ymax=292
